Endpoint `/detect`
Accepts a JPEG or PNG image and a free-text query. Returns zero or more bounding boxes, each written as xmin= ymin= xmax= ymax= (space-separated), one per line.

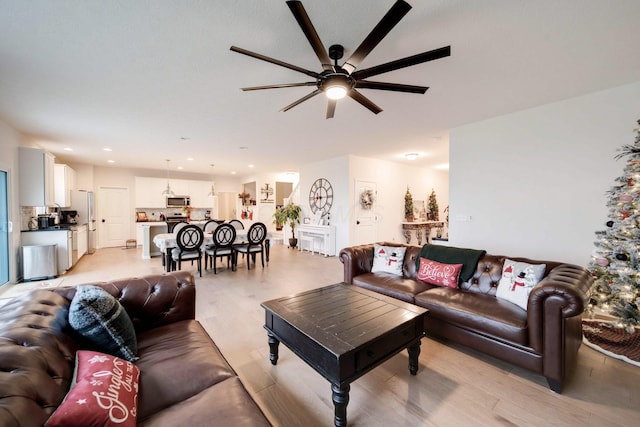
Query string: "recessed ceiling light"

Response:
xmin=239 ymin=146 xmax=248 ymax=150
xmin=435 ymin=163 xmax=450 ymax=170
xmin=187 ymin=157 xmax=194 ymax=161
xmin=64 ymin=147 xmax=73 ymax=152
xmin=405 ymin=153 xmax=419 ymax=160
xmin=177 ymin=166 xmax=184 ymax=170
xmin=248 ymin=164 xmax=254 ymax=168
xmin=180 ymin=137 xmax=190 ymax=141
xmin=231 ymin=171 xmax=236 ymax=175
xmin=103 ymin=147 xmax=112 ymax=152
xmin=107 ymin=160 xmax=115 ymax=163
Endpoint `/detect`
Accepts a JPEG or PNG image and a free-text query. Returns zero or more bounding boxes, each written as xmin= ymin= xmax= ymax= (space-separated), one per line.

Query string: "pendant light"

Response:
xmin=207 ymin=164 xmax=216 ymax=197
xmin=161 ymin=159 xmax=175 ymax=196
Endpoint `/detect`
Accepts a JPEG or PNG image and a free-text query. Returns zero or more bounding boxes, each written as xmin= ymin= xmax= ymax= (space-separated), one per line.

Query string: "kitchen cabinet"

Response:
xmin=76 ymin=224 xmax=88 ymax=260
xmin=19 ymin=147 xmax=56 ymax=206
xmin=54 ymin=164 xmax=76 ymax=207
xmin=134 ymin=177 xmax=215 ymax=209
xmin=135 ymin=177 xmax=166 ymax=208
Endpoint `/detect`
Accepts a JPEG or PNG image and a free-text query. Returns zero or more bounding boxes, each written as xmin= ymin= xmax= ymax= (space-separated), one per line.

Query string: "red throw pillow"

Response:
xmin=417 ymin=258 xmax=463 ymax=288
xmin=46 ymin=350 xmax=140 ymax=427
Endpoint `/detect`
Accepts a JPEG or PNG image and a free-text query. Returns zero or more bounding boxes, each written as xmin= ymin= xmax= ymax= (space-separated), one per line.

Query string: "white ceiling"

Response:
xmin=1 ymin=0 xmax=639 ymax=176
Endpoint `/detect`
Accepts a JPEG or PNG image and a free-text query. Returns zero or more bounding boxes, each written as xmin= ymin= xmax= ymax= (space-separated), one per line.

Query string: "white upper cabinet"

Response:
xmin=19 ymin=147 xmax=56 ymax=206
xmin=135 ymin=177 xmax=166 ymax=208
xmin=54 ymin=164 xmax=76 ymax=207
xmin=189 ymin=180 xmax=214 ymax=209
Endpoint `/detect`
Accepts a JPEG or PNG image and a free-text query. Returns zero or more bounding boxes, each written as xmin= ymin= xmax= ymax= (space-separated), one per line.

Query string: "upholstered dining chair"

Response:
xmin=171 ymin=224 xmax=204 ymax=277
xmin=204 ymin=223 xmax=236 ymax=274
xmin=228 ymin=219 xmax=244 ymax=230
xmin=172 ymin=221 xmax=189 ymax=235
xmin=232 ymin=222 xmax=267 ymax=270
xmin=203 ymin=219 xmax=219 ymax=238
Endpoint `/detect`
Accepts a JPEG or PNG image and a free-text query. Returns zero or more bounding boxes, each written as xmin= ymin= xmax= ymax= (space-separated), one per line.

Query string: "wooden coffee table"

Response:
xmin=261 ymin=283 xmax=428 ymax=426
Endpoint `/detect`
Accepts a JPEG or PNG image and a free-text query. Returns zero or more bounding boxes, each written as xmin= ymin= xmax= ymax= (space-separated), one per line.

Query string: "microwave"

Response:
xmin=166 ymin=196 xmax=190 ymax=208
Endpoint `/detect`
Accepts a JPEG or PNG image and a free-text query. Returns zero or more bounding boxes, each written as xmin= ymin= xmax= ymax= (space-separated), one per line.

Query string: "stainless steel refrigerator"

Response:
xmin=71 ymin=190 xmax=96 ymax=254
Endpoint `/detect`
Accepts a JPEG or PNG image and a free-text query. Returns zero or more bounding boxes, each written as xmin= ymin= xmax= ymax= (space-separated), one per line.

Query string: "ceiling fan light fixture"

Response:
xmin=325 ymin=84 xmax=348 ymax=100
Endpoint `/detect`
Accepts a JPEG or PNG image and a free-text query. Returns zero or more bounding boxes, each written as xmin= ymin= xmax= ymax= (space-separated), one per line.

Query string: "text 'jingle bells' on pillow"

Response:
xmin=495 ymin=259 xmax=546 ymax=310
xmin=371 ymin=244 xmax=407 ymax=276
xmin=46 ymin=350 xmax=140 ymax=427
xmin=416 ymin=258 xmax=463 ymax=288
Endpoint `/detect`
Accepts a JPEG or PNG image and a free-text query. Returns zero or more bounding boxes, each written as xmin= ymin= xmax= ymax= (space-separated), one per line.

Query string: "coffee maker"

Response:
xmin=60 ymin=210 xmax=79 ymax=224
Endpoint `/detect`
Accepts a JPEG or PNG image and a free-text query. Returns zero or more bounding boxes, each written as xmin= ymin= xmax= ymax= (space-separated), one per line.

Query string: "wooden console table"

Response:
xmin=401 ymin=220 xmax=444 ymax=245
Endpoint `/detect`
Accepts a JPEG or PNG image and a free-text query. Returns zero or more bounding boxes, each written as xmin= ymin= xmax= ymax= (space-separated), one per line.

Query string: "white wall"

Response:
xmin=299 ymin=155 xmax=448 ymax=254
xmin=0 ymin=119 xmax=22 ymax=284
xmin=449 ymin=81 xmax=640 ymax=266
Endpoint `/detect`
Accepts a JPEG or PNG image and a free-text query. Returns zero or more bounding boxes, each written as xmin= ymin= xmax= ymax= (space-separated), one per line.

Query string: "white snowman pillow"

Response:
xmin=371 ymin=244 xmax=406 ymax=276
xmin=495 ymin=259 xmax=546 ymax=310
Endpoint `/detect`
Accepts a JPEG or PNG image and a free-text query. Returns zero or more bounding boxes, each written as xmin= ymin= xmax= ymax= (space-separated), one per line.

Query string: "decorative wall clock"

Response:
xmin=309 ymin=178 xmax=333 ymax=216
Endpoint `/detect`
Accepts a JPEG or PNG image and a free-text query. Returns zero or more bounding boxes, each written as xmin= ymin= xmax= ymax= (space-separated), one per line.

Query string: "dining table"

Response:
xmin=153 ymin=229 xmax=272 ymax=273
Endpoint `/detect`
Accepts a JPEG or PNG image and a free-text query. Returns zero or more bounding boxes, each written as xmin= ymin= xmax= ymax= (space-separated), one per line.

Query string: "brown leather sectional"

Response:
xmin=0 ymin=271 xmax=270 ymax=427
xmin=339 ymin=242 xmax=593 ymax=393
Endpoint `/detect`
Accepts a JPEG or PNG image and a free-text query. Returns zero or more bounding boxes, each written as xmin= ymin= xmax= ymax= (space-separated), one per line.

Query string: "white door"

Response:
xmin=354 ymin=180 xmax=378 ymax=245
xmin=98 ymin=186 xmax=130 ymax=248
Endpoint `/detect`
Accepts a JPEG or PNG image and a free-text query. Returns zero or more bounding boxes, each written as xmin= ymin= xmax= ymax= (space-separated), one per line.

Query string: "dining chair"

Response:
xmin=172 ymin=221 xmax=189 ymax=234
xmin=204 ymin=224 xmax=236 ymax=274
xmin=228 ymin=219 xmax=245 ymax=230
xmin=203 ymin=219 xmax=219 ymax=239
xmin=232 ymin=222 xmax=267 ymax=270
xmin=171 ymin=224 xmax=204 ymax=277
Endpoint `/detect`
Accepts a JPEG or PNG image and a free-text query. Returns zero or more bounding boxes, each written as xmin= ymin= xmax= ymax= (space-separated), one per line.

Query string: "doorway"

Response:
xmin=98 ymin=186 xmax=130 ymax=248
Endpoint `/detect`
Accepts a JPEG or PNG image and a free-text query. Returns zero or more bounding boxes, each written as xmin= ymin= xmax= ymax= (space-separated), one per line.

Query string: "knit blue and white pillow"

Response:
xmin=68 ymin=285 xmax=138 ymax=362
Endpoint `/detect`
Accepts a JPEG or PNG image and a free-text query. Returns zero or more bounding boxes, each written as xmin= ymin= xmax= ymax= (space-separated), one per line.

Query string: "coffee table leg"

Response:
xmin=407 ymin=339 xmax=422 ymax=375
xmin=331 ymin=383 xmax=350 ymax=427
xmin=267 ymin=333 xmax=279 ymax=365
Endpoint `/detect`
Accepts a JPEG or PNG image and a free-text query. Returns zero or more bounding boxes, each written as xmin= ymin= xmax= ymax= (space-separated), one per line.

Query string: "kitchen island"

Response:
xmin=136 ymin=221 xmax=168 ymax=259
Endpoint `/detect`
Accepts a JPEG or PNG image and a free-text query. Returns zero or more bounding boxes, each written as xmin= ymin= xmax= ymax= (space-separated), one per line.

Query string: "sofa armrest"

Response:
xmin=54 ymin=271 xmax=196 ymax=332
xmin=527 ymin=264 xmax=593 ymax=352
xmin=339 ymin=244 xmax=376 ymax=284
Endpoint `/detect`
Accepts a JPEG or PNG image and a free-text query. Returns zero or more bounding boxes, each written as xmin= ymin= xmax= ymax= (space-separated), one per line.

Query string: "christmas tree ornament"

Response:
xmin=620 ymin=210 xmax=631 ymax=219
xmin=620 ymin=194 xmax=633 ymax=202
xmin=595 ymin=257 xmax=610 ymax=267
xmin=615 ymin=253 xmax=629 ymax=261
xmin=606 ymin=220 xmax=614 ymax=227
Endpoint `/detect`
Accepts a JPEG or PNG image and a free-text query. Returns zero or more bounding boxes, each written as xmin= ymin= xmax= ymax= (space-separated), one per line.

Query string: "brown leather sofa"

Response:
xmin=339 ymin=242 xmax=593 ymax=393
xmin=0 ymin=271 xmax=270 ymax=427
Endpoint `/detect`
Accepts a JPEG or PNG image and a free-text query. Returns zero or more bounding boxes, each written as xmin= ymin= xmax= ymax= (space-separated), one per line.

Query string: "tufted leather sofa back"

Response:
xmin=0 ymin=271 xmax=195 ymax=427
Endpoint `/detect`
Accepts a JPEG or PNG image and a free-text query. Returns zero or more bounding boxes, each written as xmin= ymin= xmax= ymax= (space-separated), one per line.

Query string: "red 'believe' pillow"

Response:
xmin=416 ymin=258 xmax=463 ymax=288
xmin=46 ymin=350 xmax=140 ymax=427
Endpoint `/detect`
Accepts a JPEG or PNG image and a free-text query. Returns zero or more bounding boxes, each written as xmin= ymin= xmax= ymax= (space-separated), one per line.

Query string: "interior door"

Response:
xmin=354 ymin=179 xmax=378 ymax=245
xmin=98 ymin=186 xmax=130 ymax=248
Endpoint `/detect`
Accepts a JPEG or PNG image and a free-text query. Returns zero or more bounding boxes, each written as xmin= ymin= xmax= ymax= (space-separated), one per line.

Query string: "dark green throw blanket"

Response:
xmin=416 ymin=244 xmax=486 ymax=282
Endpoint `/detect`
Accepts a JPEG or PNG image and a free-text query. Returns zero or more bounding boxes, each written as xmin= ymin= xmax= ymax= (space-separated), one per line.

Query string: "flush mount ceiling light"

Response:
xmin=405 ymin=153 xmax=419 ymax=160
xmin=161 ymin=159 xmax=175 ymax=196
xmin=230 ymin=0 xmax=450 ymax=119
xmin=207 ymin=164 xmax=216 ymax=197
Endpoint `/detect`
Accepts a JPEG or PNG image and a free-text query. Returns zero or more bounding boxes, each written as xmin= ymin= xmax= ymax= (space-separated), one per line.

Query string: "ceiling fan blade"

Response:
xmin=326 ymin=99 xmax=336 ymax=119
xmin=348 ymin=89 xmax=382 ymax=115
xmin=281 ymin=89 xmax=322 ymax=112
xmin=354 ymin=80 xmax=428 ymax=94
xmin=241 ymin=82 xmax=317 ymax=91
xmin=286 ymin=1 xmax=333 ymax=71
xmin=342 ymin=0 xmax=412 ymax=75
xmin=230 ymin=46 xmax=320 ymax=79
xmin=352 ymin=46 xmax=451 ymax=80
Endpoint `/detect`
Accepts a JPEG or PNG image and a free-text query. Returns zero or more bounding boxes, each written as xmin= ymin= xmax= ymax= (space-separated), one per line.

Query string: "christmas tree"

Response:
xmin=427 ymin=189 xmax=439 ymax=221
xmin=588 ymin=119 xmax=640 ymax=332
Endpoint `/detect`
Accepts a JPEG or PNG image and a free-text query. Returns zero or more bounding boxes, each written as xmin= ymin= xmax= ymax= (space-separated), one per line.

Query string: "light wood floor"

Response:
xmin=3 ymin=245 xmax=639 ymax=426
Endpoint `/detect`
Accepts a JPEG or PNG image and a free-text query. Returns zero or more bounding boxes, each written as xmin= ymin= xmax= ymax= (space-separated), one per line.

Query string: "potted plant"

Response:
xmin=404 ymin=187 xmax=414 ymax=222
xmin=273 ymin=202 xmax=302 ymax=248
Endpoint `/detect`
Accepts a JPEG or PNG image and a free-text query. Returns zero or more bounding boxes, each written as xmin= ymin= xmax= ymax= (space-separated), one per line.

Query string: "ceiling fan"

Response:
xmin=230 ymin=0 xmax=451 ymax=119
